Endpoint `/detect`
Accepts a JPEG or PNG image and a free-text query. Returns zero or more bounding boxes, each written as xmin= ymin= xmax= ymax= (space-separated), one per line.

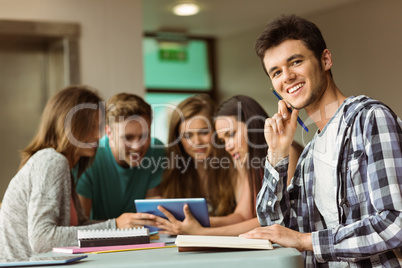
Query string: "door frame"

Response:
xmin=0 ymin=19 xmax=81 ymax=87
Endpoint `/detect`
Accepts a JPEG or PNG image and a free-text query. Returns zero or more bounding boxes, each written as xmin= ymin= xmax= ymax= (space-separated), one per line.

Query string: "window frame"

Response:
xmin=144 ymin=32 xmax=217 ymax=100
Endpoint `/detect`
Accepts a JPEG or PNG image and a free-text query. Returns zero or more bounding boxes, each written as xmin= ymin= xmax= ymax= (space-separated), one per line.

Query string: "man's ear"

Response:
xmin=105 ymin=124 xmax=112 ymax=137
xmin=105 ymin=124 xmax=115 ymax=146
xmin=322 ymin=49 xmax=333 ymax=71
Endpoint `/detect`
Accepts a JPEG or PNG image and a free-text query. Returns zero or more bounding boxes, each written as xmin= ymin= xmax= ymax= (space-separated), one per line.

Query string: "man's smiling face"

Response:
xmin=264 ymin=39 xmax=330 ymax=111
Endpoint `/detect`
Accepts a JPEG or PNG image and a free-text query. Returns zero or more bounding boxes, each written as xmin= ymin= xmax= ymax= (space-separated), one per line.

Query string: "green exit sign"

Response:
xmin=158 ymin=48 xmax=187 ymax=62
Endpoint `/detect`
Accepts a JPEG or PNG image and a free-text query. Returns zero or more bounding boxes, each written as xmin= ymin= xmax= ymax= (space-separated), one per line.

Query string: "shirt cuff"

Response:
xmin=275 ymin=156 xmax=289 ymax=169
xmin=312 ymin=229 xmax=337 ymax=263
xmin=265 ymin=156 xmax=289 ymax=182
xmin=109 ymin=218 xmax=117 ymax=229
xmin=260 ymin=157 xmax=288 ymax=218
xmin=265 ymin=155 xmax=289 ymax=172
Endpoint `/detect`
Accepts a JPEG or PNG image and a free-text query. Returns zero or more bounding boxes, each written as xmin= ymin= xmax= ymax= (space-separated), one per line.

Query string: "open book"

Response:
xmin=175 ymin=235 xmax=273 ymax=252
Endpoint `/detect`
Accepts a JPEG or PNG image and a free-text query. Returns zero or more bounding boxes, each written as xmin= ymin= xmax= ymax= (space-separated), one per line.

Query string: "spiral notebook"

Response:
xmin=77 ymin=227 xmax=150 ymax=247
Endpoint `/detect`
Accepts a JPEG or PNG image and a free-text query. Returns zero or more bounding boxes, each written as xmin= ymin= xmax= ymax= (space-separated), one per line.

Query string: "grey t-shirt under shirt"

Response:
xmin=313 ymin=102 xmax=349 ymax=268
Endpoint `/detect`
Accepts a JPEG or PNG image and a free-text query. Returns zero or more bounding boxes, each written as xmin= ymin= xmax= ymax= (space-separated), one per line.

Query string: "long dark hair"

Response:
xmin=160 ymin=94 xmax=236 ymax=216
xmin=215 ymin=95 xmax=268 ymax=216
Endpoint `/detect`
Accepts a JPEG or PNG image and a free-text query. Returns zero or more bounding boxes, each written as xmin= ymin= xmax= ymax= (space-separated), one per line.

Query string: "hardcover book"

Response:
xmin=175 ymin=235 xmax=273 ymax=252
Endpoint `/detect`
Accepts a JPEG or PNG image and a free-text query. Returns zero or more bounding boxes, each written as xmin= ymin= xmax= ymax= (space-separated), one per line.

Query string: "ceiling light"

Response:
xmin=172 ymin=3 xmax=200 ymax=16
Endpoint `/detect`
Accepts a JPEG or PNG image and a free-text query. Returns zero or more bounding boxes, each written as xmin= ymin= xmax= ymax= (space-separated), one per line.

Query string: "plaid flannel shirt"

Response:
xmin=257 ymin=96 xmax=402 ymax=268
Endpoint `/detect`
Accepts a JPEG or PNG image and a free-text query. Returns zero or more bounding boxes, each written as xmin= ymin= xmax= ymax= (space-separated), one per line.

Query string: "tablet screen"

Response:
xmin=135 ymin=198 xmax=210 ymax=228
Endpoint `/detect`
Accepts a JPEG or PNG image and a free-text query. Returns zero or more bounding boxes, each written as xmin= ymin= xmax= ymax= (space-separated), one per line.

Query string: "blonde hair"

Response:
xmin=20 ymin=85 xmax=103 ymax=177
xmin=160 ymin=94 xmax=236 ymax=216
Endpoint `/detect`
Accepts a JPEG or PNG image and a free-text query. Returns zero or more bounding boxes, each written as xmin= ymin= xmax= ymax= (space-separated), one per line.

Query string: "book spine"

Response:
xmin=78 ymin=235 xmax=150 ymax=247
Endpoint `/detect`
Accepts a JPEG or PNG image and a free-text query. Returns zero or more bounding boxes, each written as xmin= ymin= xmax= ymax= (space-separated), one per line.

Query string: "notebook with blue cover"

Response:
xmin=0 ymin=255 xmax=87 ymax=267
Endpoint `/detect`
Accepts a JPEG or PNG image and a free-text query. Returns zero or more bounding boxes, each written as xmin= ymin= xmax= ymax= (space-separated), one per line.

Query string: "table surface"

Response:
xmin=36 ymin=245 xmax=303 ymax=268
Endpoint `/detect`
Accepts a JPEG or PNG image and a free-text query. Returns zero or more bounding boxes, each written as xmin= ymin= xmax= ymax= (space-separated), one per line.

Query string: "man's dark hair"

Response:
xmin=255 ymin=14 xmax=331 ymax=76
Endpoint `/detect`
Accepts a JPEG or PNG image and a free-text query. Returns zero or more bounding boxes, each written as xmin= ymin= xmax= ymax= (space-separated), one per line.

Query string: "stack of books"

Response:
xmin=53 ymin=227 xmax=169 ymax=254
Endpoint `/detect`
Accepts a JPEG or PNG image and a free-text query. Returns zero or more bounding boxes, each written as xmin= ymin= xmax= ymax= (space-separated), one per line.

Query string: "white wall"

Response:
xmin=309 ymin=0 xmax=402 ymax=117
xmin=217 ymin=0 xmax=402 ymax=146
xmin=0 ymin=0 xmax=144 ymax=100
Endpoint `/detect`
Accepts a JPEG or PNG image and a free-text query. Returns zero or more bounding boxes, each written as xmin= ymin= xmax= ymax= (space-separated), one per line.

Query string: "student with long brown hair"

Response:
xmin=0 ymin=86 xmax=155 ymax=260
xmin=160 ymin=94 xmax=251 ymax=226
xmin=214 ymin=95 xmax=303 ymax=214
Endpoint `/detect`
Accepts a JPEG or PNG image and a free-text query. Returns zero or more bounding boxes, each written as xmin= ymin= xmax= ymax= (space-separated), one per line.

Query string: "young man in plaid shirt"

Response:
xmin=241 ymin=15 xmax=402 ymax=267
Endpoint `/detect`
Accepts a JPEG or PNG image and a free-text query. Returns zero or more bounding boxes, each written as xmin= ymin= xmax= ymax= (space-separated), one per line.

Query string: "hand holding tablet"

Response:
xmin=134 ymin=198 xmax=210 ymax=229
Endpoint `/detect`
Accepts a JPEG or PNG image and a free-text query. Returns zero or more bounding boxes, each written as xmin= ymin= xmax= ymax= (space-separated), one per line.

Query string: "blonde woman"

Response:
xmin=0 ymin=86 xmax=155 ymax=260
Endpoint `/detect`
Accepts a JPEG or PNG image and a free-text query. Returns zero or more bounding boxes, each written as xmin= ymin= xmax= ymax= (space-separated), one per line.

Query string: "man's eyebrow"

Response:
xmin=268 ymin=65 xmax=278 ymax=76
xmin=267 ymin=54 xmax=305 ymax=76
xmin=121 ymin=132 xmax=149 ymax=138
xmin=287 ymin=54 xmax=304 ymax=62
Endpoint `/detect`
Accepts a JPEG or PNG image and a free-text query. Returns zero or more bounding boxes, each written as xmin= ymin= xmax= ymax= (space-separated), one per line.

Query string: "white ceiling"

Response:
xmin=142 ymin=0 xmax=366 ymax=38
